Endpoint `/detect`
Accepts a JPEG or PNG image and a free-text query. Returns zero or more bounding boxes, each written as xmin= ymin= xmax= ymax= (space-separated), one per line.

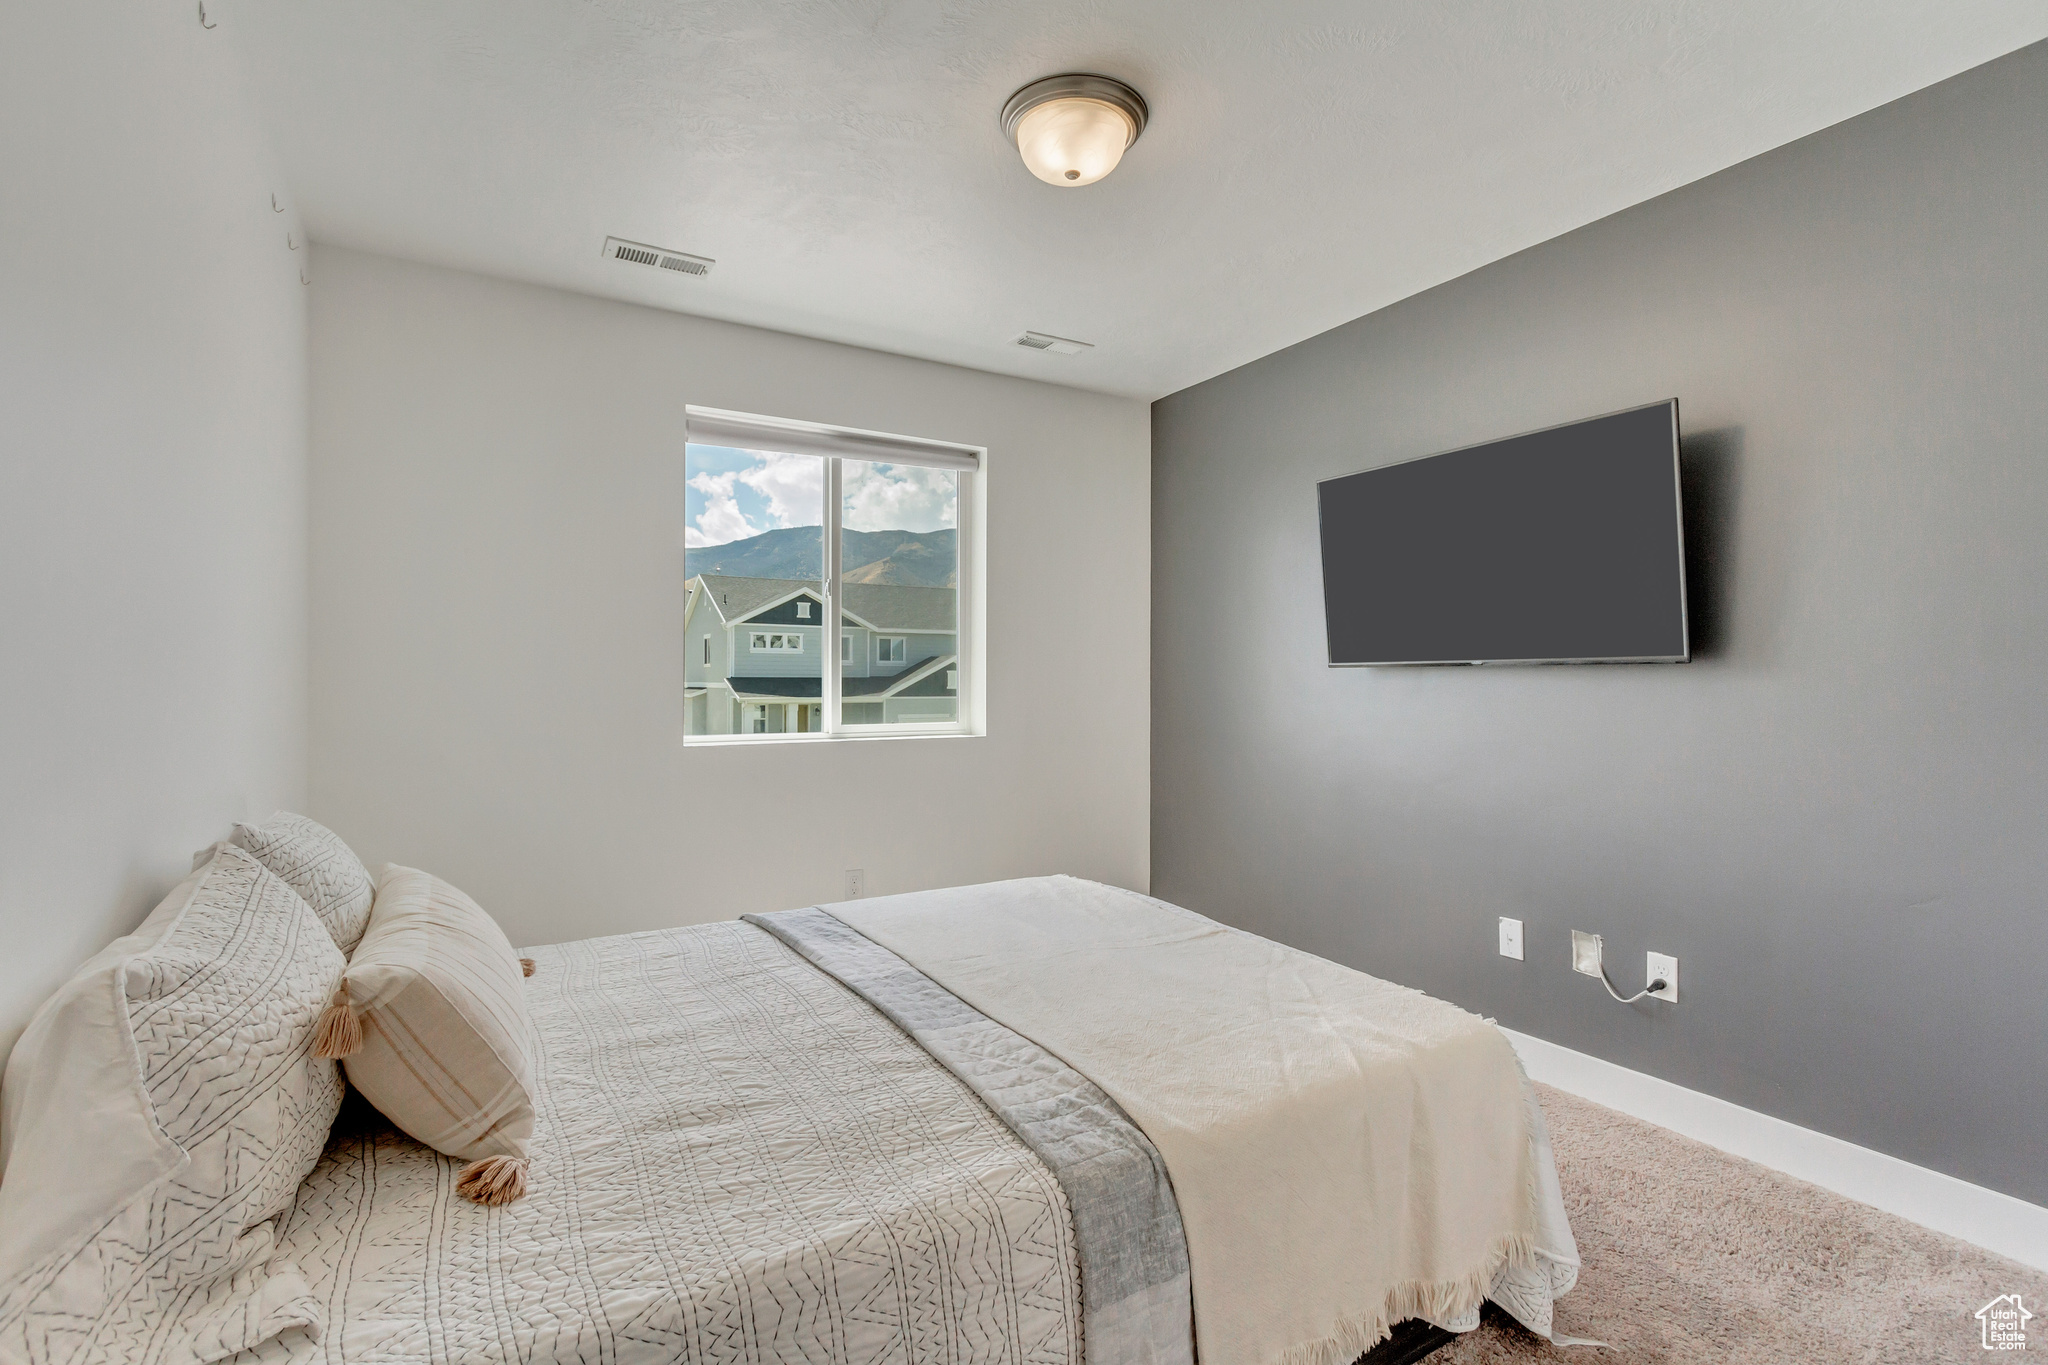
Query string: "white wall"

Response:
xmin=308 ymin=247 xmax=1149 ymax=949
xmin=0 ymin=4 xmax=309 ymax=1057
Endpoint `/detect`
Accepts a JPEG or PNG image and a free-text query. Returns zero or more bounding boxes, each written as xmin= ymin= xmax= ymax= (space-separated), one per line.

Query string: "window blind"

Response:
xmin=684 ymin=405 xmax=981 ymax=472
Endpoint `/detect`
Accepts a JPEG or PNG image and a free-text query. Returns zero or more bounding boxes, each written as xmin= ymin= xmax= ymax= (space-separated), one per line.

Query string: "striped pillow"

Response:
xmin=314 ymin=865 xmax=535 ymax=1204
xmin=231 ymin=812 xmax=374 ymax=954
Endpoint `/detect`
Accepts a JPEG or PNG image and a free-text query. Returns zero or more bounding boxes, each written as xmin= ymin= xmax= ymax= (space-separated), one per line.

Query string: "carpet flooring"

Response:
xmin=1432 ymin=1084 xmax=2047 ymax=1364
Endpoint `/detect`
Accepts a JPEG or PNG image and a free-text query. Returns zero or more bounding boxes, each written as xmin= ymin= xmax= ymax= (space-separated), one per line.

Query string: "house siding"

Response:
xmin=685 ymin=614 xmax=730 ymax=693
xmin=841 ymin=620 xmax=871 ymax=677
xmin=746 ymin=592 xmax=826 ymax=626
xmin=869 ymin=631 xmax=954 ymax=676
xmin=734 ymin=623 xmax=825 ymax=678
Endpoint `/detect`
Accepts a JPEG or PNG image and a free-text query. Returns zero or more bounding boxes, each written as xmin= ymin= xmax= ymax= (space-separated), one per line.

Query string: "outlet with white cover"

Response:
xmin=1571 ymin=930 xmax=1678 ymax=1004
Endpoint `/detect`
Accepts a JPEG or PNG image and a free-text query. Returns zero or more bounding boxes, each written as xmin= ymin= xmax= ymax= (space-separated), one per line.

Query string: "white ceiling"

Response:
xmin=231 ymin=1 xmax=2045 ymax=400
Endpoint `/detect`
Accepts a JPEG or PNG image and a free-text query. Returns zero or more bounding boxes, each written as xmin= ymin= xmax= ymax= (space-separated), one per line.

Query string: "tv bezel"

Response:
xmin=1317 ymin=398 xmax=1690 ymax=668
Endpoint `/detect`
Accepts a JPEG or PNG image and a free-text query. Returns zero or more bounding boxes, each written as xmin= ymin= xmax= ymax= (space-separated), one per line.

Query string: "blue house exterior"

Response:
xmin=684 ymin=574 xmax=959 ymax=734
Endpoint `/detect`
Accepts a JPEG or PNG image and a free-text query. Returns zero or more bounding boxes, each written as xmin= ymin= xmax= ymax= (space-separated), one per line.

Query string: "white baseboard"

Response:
xmin=1501 ymin=1027 xmax=2048 ymax=1273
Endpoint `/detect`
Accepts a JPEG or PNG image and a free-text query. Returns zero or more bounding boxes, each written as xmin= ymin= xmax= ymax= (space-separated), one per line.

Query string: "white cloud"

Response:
xmin=735 ymin=451 xmax=824 ymax=529
xmin=842 ymin=463 xmax=957 ymax=534
xmin=689 ymin=455 xmax=950 ymax=546
xmin=686 ymin=470 xmax=758 ymax=547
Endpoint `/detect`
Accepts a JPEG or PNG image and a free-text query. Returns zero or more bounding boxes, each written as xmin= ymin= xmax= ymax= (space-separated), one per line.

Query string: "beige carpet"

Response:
xmin=1434 ymin=1084 xmax=2047 ymax=1364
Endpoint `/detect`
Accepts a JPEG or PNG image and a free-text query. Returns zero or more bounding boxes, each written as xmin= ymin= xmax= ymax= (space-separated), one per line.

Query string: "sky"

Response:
xmin=684 ymin=445 xmax=958 ymax=547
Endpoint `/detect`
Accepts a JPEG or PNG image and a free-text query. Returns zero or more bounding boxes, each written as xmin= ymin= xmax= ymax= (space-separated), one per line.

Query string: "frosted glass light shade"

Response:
xmin=1014 ymin=97 xmax=1137 ymax=187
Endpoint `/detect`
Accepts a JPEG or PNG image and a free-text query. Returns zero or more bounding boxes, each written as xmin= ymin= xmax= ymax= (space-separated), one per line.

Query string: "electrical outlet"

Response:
xmin=1645 ymin=951 xmax=1678 ymax=1003
xmin=844 ymin=868 xmax=865 ymax=899
xmin=1571 ymin=930 xmax=1604 ymax=977
xmin=1498 ymin=917 xmax=1524 ymax=960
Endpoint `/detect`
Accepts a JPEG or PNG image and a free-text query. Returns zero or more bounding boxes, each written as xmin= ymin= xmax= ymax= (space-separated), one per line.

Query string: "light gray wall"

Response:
xmin=1152 ymin=42 xmax=2048 ymax=1204
xmin=309 ymin=247 xmax=1151 ymax=950
xmin=0 ymin=2 xmax=309 ymax=1060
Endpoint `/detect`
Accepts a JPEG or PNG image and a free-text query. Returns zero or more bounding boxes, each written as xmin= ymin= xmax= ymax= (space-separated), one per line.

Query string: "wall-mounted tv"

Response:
xmin=1317 ymin=400 xmax=1688 ymax=666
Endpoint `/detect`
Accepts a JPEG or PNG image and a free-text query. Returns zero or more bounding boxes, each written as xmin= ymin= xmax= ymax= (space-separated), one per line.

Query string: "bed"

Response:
xmin=233 ymin=876 xmax=1578 ymax=1365
xmin=1 ymin=860 xmax=1577 ymax=1365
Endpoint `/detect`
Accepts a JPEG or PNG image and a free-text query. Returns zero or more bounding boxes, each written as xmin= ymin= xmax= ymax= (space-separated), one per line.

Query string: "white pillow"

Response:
xmin=0 ymin=844 xmax=346 ymax=1364
xmin=230 ymin=811 xmax=374 ymax=954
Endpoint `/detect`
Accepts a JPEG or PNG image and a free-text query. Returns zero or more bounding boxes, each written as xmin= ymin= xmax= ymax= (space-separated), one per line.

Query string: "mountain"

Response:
xmin=685 ymin=526 xmax=958 ymax=588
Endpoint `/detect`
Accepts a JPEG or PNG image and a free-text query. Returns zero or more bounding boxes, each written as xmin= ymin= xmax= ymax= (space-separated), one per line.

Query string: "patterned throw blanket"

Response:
xmin=747 ymin=907 xmax=1194 ymax=1365
xmin=248 ymin=922 xmax=1082 ymax=1364
xmin=829 ymin=877 xmax=1575 ymax=1365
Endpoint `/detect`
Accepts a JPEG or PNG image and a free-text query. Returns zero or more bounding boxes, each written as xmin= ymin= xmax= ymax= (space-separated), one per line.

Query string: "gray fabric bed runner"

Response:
xmin=746 ymin=907 xmax=1195 ymax=1365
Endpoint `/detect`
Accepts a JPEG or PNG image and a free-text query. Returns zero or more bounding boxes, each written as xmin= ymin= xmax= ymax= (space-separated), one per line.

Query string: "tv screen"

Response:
xmin=1317 ymin=400 xmax=1688 ymax=666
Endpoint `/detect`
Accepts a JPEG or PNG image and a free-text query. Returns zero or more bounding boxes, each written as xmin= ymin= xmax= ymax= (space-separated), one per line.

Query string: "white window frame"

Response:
xmin=750 ymin=631 xmax=804 ymax=653
xmin=684 ymin=406 xmax=982 ymax=745
xmin=877 ymin=635 xmax=908 ymax=664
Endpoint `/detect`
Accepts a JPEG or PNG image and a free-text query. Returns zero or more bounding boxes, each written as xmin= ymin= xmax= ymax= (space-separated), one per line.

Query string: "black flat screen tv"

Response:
xmin=1317 ymin=400 xmax=1688 ymax=666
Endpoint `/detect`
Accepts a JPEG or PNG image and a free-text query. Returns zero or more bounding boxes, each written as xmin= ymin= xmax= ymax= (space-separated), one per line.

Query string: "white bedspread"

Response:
xmin=236 ymin=921 xmax=1082 ymax=1365
xmin=831 ymin=877 xmax=1575 ymax=1365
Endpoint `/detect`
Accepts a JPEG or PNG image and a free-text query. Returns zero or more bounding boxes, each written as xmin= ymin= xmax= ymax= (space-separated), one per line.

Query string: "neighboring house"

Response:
xmin=684 ymin=574 xmax=959 ymax=733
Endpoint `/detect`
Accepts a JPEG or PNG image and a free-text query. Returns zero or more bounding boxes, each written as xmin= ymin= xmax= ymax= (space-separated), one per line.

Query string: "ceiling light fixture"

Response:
xmin=1000 ymin=74 xmax=1148 ymax=188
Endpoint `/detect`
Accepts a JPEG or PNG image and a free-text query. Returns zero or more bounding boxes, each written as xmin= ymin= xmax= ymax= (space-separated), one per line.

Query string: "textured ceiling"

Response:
xmin=229 ymin=1 xmax=2045 ymax=399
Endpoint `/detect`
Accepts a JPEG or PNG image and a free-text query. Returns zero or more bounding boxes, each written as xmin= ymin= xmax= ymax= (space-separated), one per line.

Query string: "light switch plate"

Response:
xmin=1498 ymin=917 xmax=1524 ymax=960
xmin=1645 ymin=951 xmax=1678 ymax=1003
xmin=1571 ymin=930 xmax=1604 ymax=977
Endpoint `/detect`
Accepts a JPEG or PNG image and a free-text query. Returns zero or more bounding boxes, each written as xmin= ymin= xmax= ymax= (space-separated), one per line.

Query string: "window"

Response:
xmin=702 ymin=636 xmax=710 ymax=665
xmin=682 ymin=406 xmax=976 ymax=741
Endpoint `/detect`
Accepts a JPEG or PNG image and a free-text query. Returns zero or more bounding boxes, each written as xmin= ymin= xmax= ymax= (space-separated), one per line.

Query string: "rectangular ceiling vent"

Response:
xmin=1016 ymin=330 xmax=1092 ymax=355
xmin=604 ymin=236 xmax=714 ymax=277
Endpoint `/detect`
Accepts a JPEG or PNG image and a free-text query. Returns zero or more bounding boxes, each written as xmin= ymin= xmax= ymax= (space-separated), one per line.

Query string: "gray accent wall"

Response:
xmin=1152 ymin=42 xmax=2048 ymax=1204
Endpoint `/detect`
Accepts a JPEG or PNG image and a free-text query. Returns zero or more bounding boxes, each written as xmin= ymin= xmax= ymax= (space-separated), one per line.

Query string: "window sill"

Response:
xmin=683 ymin=728 xmax=979 ymax=748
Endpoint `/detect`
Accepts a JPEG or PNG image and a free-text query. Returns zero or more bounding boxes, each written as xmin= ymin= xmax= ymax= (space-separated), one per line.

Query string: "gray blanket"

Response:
xmin=746 ymin=907 xmax=1195 ymax=1365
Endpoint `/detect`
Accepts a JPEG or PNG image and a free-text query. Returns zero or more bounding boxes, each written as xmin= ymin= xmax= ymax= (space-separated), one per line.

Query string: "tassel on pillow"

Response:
xmin=456 ymin=1154 xmax=529 ymax=1205
xmin=520 ymin=957 xmax=536 ymax=978
xmin=312 ymin=981 xmax=362 ymax=1059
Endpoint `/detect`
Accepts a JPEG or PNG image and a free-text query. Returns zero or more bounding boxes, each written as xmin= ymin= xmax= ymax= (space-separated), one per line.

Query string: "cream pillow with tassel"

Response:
xmin=315 ymin=865 xmax=537 ymax=1204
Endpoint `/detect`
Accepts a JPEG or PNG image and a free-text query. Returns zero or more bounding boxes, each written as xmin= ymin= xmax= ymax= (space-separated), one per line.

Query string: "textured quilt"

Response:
xmin=237 ymin=921 xmax=1081 ymax=1365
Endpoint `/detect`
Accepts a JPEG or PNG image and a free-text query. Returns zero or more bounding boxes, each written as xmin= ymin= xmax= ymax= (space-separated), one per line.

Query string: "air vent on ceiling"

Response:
xmin=1016 ymin=330 xmax=1092 ymax=355
xmin=604 ymin=236 xmax=714 ymax=277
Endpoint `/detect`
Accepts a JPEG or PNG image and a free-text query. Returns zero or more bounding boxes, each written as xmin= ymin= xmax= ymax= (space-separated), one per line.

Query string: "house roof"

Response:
xmin=727 ymin=653 xmax=957 ymax=702
xmin=883 ymin=655 xmax=959 ymax=698
xmin=726 ymin=677 xmax=822 ymax=700
xmin=691 ymin=575 xmax=813 ymax=624
xmin=690 ymin=574 xmax=956 ymax=632
xmin=841 ymin=581 xmax=956 ymax=632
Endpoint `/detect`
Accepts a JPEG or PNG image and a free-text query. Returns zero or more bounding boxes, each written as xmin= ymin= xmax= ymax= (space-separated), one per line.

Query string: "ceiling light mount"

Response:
xmin=1000 ymin=74 xmax=1148 ymax=187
